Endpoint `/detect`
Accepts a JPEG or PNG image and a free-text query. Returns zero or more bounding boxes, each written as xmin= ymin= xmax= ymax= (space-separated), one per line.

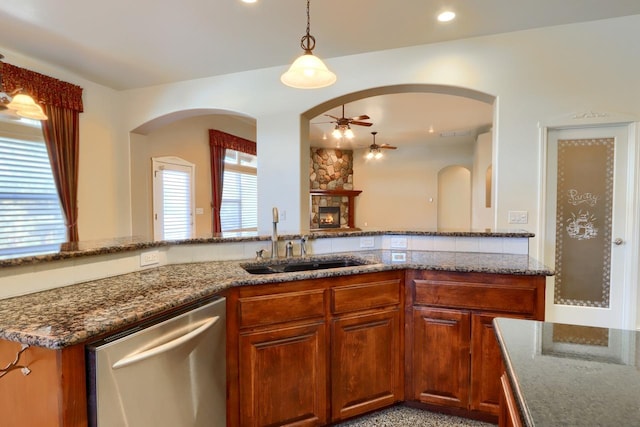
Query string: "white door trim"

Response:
xmin=537 ymin=111 xmax=640 ymax=329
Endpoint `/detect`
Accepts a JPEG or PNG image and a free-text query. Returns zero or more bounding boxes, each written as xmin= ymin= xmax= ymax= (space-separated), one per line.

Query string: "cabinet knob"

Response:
xmin=613 ymin=238 xmax=624 ymax=246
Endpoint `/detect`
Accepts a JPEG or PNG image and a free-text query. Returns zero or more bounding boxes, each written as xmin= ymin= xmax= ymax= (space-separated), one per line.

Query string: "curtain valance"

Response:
xmin=209 ymin=129 xmax=256 ymax=155
xmin=0 ymin=62 xmax=84 ymax=112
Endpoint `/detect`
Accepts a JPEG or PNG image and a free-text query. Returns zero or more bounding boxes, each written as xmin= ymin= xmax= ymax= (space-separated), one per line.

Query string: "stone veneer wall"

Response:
xmin=309 ymin=148 xmax=354 ymax=228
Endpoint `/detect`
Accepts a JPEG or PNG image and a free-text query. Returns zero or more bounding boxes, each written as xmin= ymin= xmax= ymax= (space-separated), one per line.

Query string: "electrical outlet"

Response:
xmin=508 ymin=210 xmax=528 ymax=224
xmin=360 ymin=237 xmax=375 ymax=248
xmin=390 ymin=236 xmax=408 ymax=249
xmin=140 ymin=250 xmax=160 ymax=267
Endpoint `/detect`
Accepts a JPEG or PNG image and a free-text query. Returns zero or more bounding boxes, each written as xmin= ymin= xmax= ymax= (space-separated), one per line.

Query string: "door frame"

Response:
xmin=537 ymin=111 xmax=640 ymax=329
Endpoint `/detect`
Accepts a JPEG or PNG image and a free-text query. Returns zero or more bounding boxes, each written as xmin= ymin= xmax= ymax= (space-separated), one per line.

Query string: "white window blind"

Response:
xmin=161 ymin=169 xmax=192 ymax=240
xmin=0 ymin=136 xmax=66 ymax=258
xmin=221 ymin=150 xmax=257 ymax=233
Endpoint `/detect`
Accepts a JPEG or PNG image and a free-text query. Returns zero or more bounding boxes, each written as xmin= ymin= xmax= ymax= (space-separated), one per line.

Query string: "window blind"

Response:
xmin=161 ymin=169 xmax=192 ymax=240
xmin=0 ymin=136 xmax=66 ymax=258
xmin=221 ymin=168 xmax=257 ymax=233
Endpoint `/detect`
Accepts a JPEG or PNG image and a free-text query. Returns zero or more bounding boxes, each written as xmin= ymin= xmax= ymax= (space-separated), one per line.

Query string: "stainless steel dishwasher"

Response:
xmin=86 ymin=296 xmax=226 ymax=427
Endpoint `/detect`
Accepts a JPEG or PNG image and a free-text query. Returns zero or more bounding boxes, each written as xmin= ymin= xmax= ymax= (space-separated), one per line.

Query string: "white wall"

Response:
xmin=472 ymin=131 xmax=494 ymax=229
xmin=353 ymin=142 xmax=473 ymax=230
xmin=3 ymin=15 xmax=640 ymax=252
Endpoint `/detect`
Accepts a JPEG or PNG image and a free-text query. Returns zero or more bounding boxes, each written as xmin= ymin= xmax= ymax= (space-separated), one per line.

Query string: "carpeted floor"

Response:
xmin=334 ymin=405 xmax=497 ymax=427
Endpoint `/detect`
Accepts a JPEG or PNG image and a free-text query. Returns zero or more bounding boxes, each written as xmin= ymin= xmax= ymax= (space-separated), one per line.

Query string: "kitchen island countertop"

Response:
xmin=0 ymin=250 xmax=551 ymax=349
xmin=494 ymin=317 xmax=640 ymax=426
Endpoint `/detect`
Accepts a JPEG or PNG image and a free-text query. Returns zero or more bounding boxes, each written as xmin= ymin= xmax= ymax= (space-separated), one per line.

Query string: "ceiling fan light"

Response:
xmin=344 ymin=127 xmax=354 ymax=139
xmin=332 ymin=126 xmax=342 ymax=139
xmin=366 ymin=151 xmax=374 ymax=160
xmin=374 ymin=150 xmax=383 ymax=159
xmin=281 ymin=53 xmax=337 ymax=89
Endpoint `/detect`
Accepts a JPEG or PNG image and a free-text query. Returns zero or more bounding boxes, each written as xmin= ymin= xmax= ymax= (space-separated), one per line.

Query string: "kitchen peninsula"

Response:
xmin=0 ymin=230 xmax=552 ymax=426
xmin=495 ymin=317 xmax=640 ymax=427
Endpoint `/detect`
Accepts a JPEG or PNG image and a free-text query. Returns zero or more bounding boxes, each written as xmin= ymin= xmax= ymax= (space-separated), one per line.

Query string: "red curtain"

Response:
xmin=41 ymin=105 xmax=81 ymax=242
xmin=209 ymin=130 xmax=257 ymax=233
xmin=1 ymin=60 xmax=84 ymax=242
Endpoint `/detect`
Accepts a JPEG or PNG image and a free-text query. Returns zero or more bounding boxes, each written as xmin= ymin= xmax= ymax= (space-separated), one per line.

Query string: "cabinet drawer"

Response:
xmin=238 ymin=289 xmax=325 ymax=328
xmin=414 ymin=280 xmax=537 ymax=315
xmin=331 ymin=279 xmax=400 ymax=314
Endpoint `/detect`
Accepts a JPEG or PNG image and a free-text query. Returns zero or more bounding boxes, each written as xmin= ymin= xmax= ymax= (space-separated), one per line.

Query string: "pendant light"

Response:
xmin=280 ymin=0 xmax=336 ymax=89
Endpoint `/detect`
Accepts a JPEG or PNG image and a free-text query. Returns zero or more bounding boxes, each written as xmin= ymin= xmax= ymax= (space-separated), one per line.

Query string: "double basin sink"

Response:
xmin=241 ymin=256 xmax=373 ymax=275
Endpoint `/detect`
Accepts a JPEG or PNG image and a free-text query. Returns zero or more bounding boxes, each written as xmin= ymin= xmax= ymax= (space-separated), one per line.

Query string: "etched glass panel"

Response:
xmin=554 ymin=138 xmax=614 ymax=307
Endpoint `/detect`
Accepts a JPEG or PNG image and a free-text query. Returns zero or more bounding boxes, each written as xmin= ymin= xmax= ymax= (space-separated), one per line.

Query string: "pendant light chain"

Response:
xmin=301 ymin=0 xmax=316 ymax=53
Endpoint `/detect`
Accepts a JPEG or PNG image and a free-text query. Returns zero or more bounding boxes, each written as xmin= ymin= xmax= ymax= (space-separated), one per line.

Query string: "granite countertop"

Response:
xmin=494 ymin=317 xmax=640 ymax=426
xmin=0 ymin=250 xmax=551 ymax=350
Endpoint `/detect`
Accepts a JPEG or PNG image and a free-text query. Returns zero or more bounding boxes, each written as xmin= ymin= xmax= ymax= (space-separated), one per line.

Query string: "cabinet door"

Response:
xmin=411 ymin=307 xmax=470 ymax=409
xmin=331 ymin=308 xmax=401 ymax=421
xmin=239 ymin=321 xmax=327 ymax=427
xmin=471 ymin=313 xmax=519 ymax=415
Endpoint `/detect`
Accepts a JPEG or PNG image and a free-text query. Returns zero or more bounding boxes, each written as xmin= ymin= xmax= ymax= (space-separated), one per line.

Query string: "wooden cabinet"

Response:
xmin=227 ymin=271 xmax=404 ymax=426
xmin=330 ymin=276 xmax=403 ymax=422
xmin=0 ymin=340 xmax=86 ymax=427
xmin=411 ymin=306 xmax=470 ymax=409
xmin=499 ymin=372 xmax=523 ymax=427
xmin=405 ymin=270 xmax=545 ymax=420
xmin=239 ymin=321 xmax=327 ymax=426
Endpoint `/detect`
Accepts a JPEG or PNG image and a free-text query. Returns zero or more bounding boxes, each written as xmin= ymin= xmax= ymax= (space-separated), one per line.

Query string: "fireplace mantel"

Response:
xmin=310 ymin=189 xmax=362 ymax=230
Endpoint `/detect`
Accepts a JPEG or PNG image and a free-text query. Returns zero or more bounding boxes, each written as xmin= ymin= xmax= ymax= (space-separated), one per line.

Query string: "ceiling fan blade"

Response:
xmin=350 ymin=115 xmax=370 ymax=121
xmin=380 ymin=144 xmax=397 ymax=149
xmin=350 ymin=121 xmax=373 ymax=127
xmin=324 ymin=114 xmax=340 ymax=120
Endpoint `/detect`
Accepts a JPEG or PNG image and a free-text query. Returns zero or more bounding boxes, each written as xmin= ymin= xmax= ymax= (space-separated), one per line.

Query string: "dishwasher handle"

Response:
xmin=112 ymin=316 xmax=220 ymax=370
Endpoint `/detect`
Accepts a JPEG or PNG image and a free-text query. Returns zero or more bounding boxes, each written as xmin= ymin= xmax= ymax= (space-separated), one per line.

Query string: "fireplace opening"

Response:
xmin=318 ymin=207 xmax=340 ymax=228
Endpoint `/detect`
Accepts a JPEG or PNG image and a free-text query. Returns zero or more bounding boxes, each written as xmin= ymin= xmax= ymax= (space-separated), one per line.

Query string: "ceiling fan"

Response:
xmin=322 ymin=105 xmax=373 ymax=139
xmin=367 ymin=131 xmax=396 ymax=159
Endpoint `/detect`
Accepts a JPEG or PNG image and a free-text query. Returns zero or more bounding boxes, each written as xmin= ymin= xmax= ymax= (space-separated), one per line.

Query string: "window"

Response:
xmin=0 ymin=120 xmax=66 ymax=258
xmin=152 ymin=157 xmax=195 ymax=241
xmin=221 ymin=150 xmax=257 ymax=233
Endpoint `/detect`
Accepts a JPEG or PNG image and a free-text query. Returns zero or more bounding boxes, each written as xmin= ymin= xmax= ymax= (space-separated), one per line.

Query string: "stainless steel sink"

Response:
xmin=241 ymin=257 xmax=371 ymax=275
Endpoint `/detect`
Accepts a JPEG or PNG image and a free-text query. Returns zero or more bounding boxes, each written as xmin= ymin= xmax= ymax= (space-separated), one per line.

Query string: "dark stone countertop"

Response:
xmin=494 ymin=317 xmax=640 ymax=427
xmin=0 ymin=250 xmax=551 ymax=350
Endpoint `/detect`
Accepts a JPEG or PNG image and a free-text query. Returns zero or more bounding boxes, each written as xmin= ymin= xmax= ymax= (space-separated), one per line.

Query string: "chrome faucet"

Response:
xmin=300 ymin=235 xmax=308 ymax=257
xmin=271 ymin=207 xmax=279 ymax=259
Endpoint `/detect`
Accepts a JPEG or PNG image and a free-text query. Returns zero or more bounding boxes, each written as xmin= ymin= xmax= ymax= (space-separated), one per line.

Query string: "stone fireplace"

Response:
xmin=310 ymin=148 xmax=361 ymax=230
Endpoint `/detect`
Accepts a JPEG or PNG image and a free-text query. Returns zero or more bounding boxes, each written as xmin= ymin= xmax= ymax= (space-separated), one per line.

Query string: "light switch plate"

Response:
xmin=508 ymin=210 xmax=528 ymax=224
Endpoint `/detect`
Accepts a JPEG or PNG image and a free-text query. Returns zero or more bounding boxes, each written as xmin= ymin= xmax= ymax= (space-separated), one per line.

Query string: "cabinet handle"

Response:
xmin=0 ymin=344 xmax=31 ymax=379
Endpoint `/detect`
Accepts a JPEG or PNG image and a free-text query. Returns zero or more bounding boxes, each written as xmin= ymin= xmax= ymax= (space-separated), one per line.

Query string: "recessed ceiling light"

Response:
xmin=437 ymin=11 xmax=456 ymax=22
xmin=241 ymin=0 xmax=258 ymax=3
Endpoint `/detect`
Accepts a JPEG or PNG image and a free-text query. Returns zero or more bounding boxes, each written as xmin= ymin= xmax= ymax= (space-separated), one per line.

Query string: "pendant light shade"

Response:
xmin=280 ymin=0 xmax=336 ymax=89
xmin=7 ymin=93 xmax=48 ymax=120
xmin=281 ymin=53 xmax=336 ymax=89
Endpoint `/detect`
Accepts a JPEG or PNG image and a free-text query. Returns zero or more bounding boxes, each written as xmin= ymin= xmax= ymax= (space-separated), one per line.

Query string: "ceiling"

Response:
xmin=1 ymin=1 xmax=639 ymax=150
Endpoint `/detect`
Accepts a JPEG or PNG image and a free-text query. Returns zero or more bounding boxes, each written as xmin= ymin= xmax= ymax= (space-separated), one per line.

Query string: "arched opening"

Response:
xmin=129 ymin=109 xmax=257 ymax=240
xmin=302 ymin=84 xmax=495 ymax=231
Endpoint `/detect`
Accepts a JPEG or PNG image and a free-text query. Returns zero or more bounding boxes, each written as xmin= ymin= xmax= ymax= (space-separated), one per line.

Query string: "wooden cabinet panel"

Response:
xmin=414 ymin=280 xmax=538 ymax=315
xmin=410 ymin=307 xmax=470 ymax=409
xmin=331 ymin=308 xmax=401 ymax=421
xmin=239 ymin=321 xmax=328 ymax=426
xmin=0 ymin=340 xmax=86 ymax=427
xmin=500 ymin=373 xmax=523 ymax=427
xmin=238 ymin=289 xmax=325 ymax=329
xmin=470 ymin=313 xmax=508 ymax=415
xmin=331 ymin=278 xmax=400 ymax=314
